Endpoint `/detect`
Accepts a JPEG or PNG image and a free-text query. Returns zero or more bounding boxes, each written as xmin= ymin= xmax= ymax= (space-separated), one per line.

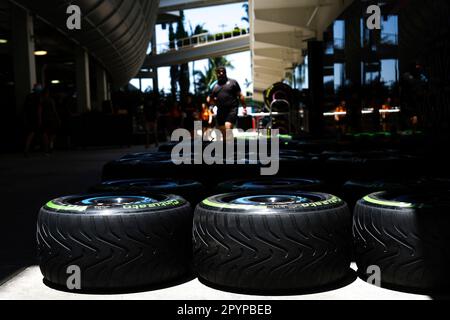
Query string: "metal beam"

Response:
xmin=255 ymin=31 xmax=306 ymax=50
xmin=253 ymin=58 xmax=293 ymax=70
xmin=254 ymin=7 xmax=316 ymax=29
xmin=145 ymin=34 xmax=250 ymax=67
xmin=159 ymin=0 xmax=244 ymax=13
xmin=254 ymin=67 xmax=285 ymax=77
xmin=254 ymin=47 xmax=302 ymax=62
xmin=136 ymin=71 xmax=156 ymax=78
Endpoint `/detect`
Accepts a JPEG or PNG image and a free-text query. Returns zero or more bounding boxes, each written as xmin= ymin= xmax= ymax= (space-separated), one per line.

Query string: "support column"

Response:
xmin=11 ymin=6 xmax=36 ymax=114
xmin=344 ymin=3 xmax=362 ymax=131
xmin=344 ymin=3 xmax=362 ymax=87
xmin=151 ymin=27 xmax=159 ymax=92
xmin=308 ymin=40 xmax=324 ymax=136
xmin=76 ymin=47 xmax=91 ymax=113
xmin=95 ymin=64 xmax=108 ymax=112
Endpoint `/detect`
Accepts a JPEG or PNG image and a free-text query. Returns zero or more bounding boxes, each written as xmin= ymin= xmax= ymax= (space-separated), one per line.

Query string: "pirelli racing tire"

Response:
xmin=37 ymin=194 xmax=193 ymax=292
xmin=89 ymin=179 xmax=205 ymax=206
xmin=341 ymin=179 xmax=412 ymax=211
xmin=353 ymin=191 xmax=450 ymax=293
xmin=193 ymin=192 xmax=352 ymax=293
xmin=217 ymin=178 xmax=323 ymax=193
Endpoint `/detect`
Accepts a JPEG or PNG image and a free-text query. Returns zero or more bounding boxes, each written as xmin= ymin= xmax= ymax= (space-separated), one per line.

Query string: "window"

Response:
xmin=381 ymin=15 xmax=398 ymax=45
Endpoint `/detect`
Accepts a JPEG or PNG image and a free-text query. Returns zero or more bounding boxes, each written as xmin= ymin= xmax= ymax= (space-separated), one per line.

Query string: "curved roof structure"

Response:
xmin=11 ymin=0 xmax=160 ymax=85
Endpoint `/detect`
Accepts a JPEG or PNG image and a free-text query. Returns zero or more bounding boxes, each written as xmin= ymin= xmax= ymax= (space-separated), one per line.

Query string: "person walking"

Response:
xmin=207 ymin=67 xmax=247 ymax=139
xmin=23 ymin=84 xmax=43 ymax=157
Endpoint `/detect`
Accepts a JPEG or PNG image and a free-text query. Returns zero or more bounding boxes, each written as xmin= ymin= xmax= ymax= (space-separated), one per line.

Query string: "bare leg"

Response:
xmin=225 ymin=122 xmax=234 ymax=141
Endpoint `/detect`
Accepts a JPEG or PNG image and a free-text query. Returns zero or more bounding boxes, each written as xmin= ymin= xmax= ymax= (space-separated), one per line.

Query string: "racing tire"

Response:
xmin=89 ymin=179 xmax=205 ymax=206
xmin=37 ymin=193 xmax=193 ymax=292
xmin=353 ymin=191 xmax=450 ymax=293
xmin=193 ymin=192 xmax=352 ymax=293
xmin=217 ymin=178 xmax=323 ymax=193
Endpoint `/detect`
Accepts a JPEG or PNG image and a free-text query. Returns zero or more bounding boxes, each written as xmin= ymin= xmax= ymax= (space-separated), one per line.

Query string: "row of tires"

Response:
xmin=90 ymin=177 xmax=450 ymax=210
xmin=37 ymin=182 xmax=450 ymax=294
xmin=102 ymin=149 xmax=427 ymax=186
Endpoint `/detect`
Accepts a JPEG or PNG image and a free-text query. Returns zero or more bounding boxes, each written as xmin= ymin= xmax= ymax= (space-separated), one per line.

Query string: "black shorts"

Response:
xmin=216 ymin=108 xmax=238 ymax=126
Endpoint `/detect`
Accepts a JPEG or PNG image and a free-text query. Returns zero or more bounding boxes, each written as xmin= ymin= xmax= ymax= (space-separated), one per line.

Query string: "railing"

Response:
xmin=156 ymin=28 xmax=250 ymax=55
xmin=380 ymin=33 xmax=398 ymax=45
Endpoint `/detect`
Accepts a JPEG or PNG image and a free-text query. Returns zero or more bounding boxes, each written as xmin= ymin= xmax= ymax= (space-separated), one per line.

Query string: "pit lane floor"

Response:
xmin=0 ymin=146 xmax=442 ymax=300
xmin=0 ymin=264 xmax=432 ymax=300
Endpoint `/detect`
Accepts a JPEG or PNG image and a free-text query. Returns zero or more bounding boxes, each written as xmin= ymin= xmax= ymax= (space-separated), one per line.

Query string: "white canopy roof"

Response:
xmin=250 ymin=0 xmax=354 ymax=101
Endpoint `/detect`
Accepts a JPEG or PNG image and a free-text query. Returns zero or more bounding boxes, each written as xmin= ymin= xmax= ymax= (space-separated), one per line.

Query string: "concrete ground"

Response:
xmin=0 ymin=265 xmax=430 ymax=300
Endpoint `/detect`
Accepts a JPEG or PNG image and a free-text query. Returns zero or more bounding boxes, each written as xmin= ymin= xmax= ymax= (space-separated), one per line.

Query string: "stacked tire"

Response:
xmin=90 ymin=179 xmax=205 ymax=206
xmin=353 ymin=190 xmax=450 ymax=293
xmin=193 ymin=192 xmax=353 ymax=293
xmin=217 ymin=178 xmax=323 ymax=193
xmin=37 ymin=193 xmax=193 ymax=292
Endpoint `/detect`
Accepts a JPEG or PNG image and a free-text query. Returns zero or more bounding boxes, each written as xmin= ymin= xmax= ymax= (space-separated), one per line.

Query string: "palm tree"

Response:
xmin=242 ymin=3 xmax=249 ymax=24
xmin=176 ymin=11 xmax=190 ymax=104
xmin=189 ymin=23 xmax=208 ymax=94
xmin=169 ymin=23 xmax=178 ymax=98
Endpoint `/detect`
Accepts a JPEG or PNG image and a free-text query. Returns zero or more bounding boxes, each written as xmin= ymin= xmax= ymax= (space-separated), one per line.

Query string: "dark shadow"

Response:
xmin=198 ymin=268 xmax=357 ymax=297
xmin=42 ymin=272 xmax=197 ymax=295
xmin=0 ymin=264 xmax=28 ymax=286
xmin=357 ymin=272 xmax=450 ymax=298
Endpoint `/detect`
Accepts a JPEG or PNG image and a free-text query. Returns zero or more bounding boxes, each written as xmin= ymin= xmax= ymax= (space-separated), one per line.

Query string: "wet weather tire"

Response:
xmin=37 ymin=194 xmax=193 ymax=292
xmin=89 ymin=179 xmax=205 ymax=206
xmin=353 ymin=191 xmax=450 ymax=292
xmin=217 ymin=178 xmax=323 ymax=193
xmin=193 ymin=192 xmax=352 ymax=292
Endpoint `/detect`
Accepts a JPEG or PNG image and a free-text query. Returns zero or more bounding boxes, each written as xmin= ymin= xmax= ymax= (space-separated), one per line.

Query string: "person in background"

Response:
xmin=40 ymin=88 xmax=60 ymax=154
xmin=201 ymin=103 xmax=213 ymax=133
xmin=143 ymin=97 xmax=159 ymax=149
xmin=170 ymin=100 xmax=183 ymax=131
xmin=56 ymin=92 xmax=74 ymax=150
xmin=335 ymin=100 xmax=347 ymax=137
xmin=183 ymin=94 xmax=197 ymax=136
xmin=207 ymin=66 xmax=247 ymax=139
xmin=24 ymin=84 xmax=44 ymax=157
xmin=381 ymin=97 xmax=392 ymax=132
xmin=158 ymin=98 xmax=171 ymax=142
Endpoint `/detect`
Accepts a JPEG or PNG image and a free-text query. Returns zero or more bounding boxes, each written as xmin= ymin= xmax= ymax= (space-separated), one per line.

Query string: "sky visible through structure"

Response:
xmin=131 ymin=2 xmax=398 ymax=96
xmin=130 ymin=2 xmax=252 ymax=95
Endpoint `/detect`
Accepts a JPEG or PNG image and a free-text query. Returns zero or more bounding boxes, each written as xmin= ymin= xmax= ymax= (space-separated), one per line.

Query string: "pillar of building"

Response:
xmin=344 ymin=3 xmax=363 ymax=130
xmin=151 ymin=27 xmax=159 ymax=92
xmin=344 ymin=3 xmax=362 ymax=88
xmin=95 ymin=64 xmax=109 ymax=111
xmin=307 ymin=40 xmax=324 ymax=136
xmin=11 ymin=6 xmax=37 ymax=114
xmin=76 ymin=47 xmax=91 ymax=113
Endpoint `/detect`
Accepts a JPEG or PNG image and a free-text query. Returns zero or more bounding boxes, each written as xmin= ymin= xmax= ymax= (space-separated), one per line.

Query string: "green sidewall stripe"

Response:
xmin=363 ymin=195 xmax=414 ymax=208
xmin=202 ymin=199 xmax=267 ymax=210
xmin=46 ymin=199 xmax=182 ymax=212
xmin=46 ymin=201 xmax=88 ymax=212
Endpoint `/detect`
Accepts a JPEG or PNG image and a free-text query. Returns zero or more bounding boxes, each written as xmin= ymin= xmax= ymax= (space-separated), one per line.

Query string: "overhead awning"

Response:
xmin=10 ymin=0 xmax=160 ymax=86
xmin=159 ymin=0 xmax=244 ymax=13
xmin=250 ymin=0 xmax=354 ymax=101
